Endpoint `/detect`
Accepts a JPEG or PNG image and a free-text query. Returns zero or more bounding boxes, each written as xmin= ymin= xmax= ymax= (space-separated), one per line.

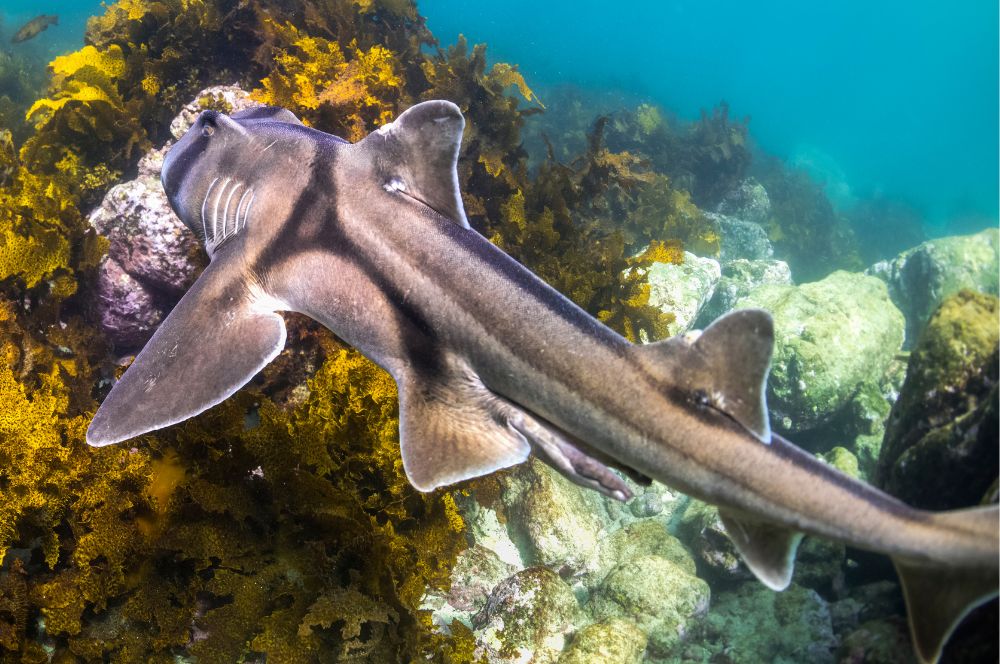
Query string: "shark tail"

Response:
xmin=892 ymin=504 xmax=999 ymax=664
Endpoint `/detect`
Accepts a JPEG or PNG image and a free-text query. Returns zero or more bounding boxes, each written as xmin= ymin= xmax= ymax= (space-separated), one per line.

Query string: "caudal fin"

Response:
xmin=893 ymin=505 xmax=999 ymax=664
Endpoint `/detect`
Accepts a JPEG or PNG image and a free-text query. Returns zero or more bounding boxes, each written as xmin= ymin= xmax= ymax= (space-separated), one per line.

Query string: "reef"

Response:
xmin=0 ymin=0 xmax=997 ymax=660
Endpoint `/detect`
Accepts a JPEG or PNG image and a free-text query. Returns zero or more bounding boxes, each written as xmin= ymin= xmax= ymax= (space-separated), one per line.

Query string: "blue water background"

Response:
xmin=3 ymin=0 xmax=997 ymax=234
xmin=421 ymin=0 xmax=999 ymax=234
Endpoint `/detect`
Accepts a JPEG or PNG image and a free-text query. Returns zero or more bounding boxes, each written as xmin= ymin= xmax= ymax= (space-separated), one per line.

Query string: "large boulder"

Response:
xmin=736 ymin=270 xmax=905 ymax=432
xmin=683 ymin=582 xmax=837 ymax=663
xmin=473 ymin=567 xmax=579 ymax=664
xmin=557 ymin=619 xmax=647 ymax=664
xmin=876 ymin=290 xmax=999 ymax=509
xmin=587 ymin=554 xmax=710 ymax=655
xmin=697 ymin=258 xmax=792 ymax=327
xmin=867 ymin=228 xmax=999 ymax=345
xmin=643 ymin=252 xmax=722 ymax=338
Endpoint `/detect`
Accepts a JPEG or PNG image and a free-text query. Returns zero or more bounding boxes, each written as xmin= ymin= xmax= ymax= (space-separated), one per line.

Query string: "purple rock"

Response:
xmin=96 ymin=257 xmax=165 ymax=349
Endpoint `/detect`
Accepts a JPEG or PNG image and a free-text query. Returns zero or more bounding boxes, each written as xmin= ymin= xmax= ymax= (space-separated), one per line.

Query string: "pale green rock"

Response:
xmin=474 ymin=567 xmax=580 ymax=664
xmin=598 ymin=520 xmax=698 ymax=583
xmin=643 ymin=252 xmax=722 ymax=338
xmin=867 ymin=227 xmax=999 ymax=345
xmin=736 ymin=270 xmax=905 ymax=432
xmin=558 ymin=618 xmax=648 ymax=664
xmin=821 ymin=446 xmax=860 ymax=479
xmin=684 ymin=582 xmax=837 ymax=663
xmin=502 ymin=458 xmax=608 ymax=581
xmin=697 ymin=258 xmax=792 ymax=326
xmin=588 ymin=554 xmax=710 ymax=655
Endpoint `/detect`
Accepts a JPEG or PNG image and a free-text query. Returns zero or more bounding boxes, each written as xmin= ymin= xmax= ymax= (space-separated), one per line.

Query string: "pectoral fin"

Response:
xmin=719 ymin=509 xmax=804 ymax=590
xmin=396 ymin=357 xmax=531 ymax=491
xmin=87 ymin=248 xmax=286 ymax=446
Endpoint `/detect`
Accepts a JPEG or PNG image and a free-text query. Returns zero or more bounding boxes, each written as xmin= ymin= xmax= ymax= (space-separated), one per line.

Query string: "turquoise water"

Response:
xmin=3 ymin=0 xmax=998 ymax=230
xmin=420 ymin=0 xmax=999 ymax=233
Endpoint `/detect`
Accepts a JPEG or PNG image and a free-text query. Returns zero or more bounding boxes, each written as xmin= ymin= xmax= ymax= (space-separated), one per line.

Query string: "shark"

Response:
xmin=86 ymin=100 xmax=998 ymax=663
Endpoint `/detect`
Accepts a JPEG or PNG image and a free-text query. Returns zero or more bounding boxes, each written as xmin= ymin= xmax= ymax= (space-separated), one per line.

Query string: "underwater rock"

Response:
xmin=557 ymin=618 xmax=647 ymax=664
xmin=875 ymin=290 xmax=999 ymax=509
xmin=716 ymin=177 xmax=772 ymax=225
xmin=696 ymin=258 xmax=792 ymax=327
xmin=95 ymin=256 xmax=164 ymax=348
xmin=597 ymin=520 xmax=698 ymax=584
xmin=828 ymin=580 xmax=905 ymax=639
xmin=643 ymin=251 xmax=721 ymax=338
xmin=474 ymin=567 xmax=579 ymax=664
xmin=446 ymin=543 xmax=519 ymax=614
xmin=836 ymin=618 xmax=914 ymax=664
xmin=169 ymin=84 xmax=263 ymax=139
xmin=736 ymin=270 xmax=905 ymax=433
xmin=90 ymin=145 xmax=204 ymax=295
xmin=708 ymin=212 xmax=774 ymax=263
xmin=588 ymin=554 xmax=710 ymax=655
xmin=89 ymin=85 xmax=258 ymax=349
xmin=867 ymin=228 xmax=999 ymax=345
xmin=685 ymin=581 xmax=837 ymax=664
xmin=502 ymin=458 xmax=609 ymax=583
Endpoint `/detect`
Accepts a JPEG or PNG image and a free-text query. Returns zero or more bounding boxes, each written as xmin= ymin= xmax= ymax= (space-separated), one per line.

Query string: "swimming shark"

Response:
xmin=86 ymin=101 xmax=998 ymax=663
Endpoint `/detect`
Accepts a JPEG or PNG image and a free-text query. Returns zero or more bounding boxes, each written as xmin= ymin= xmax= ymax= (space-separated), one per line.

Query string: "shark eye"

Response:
xmin=202 ymin=125 xmax=215 ymax=137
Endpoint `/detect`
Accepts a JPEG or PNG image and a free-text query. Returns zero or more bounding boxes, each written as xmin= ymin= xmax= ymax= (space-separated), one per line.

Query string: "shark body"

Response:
xmin=87 ymin=101 xmax=998 ymax=663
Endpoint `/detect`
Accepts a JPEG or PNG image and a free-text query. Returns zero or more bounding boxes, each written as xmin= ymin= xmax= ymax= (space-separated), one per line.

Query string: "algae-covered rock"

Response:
xmin=688 ymin=582 xmax=837 ymax=664
xmin=876 ymin=290 xmax=999 ymax=509
xmin=643 ymin=252 xmax=721 ymax=337
xmin=474 ymin=567 xmax=579 ymax=664
xmin=94 ymin=256 xmax=164 ymax=348
xmin=597 ymin=520 xmax=697 ymax=583
xmin=697 ymin=258 xmax=792 ymax=327
xmin=558 ymin=618 xmax=647 ymax=664
xmin=446 ymin=544 xmax=518 ymax=614
xmin=588 ymin=554 xmax=710 ymax=655
xmin=867 ymin=228 xmax=999 ymax=344
xmin=736 ymin=270 xmax=905 ymax=432
xmin=709 ymin=212 xmax=774 ymax=263
xmin=716 ymin=177 xmax=772 ymax=225
xmin=502 ymin=458 xmax=608 ymax=581
xmin=837 ymin=618 xmax=915 ymax=664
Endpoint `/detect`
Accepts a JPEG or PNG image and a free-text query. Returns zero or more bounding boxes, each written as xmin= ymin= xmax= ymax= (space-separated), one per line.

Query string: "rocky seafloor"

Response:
xmin=83 ymin=86 xmax=1000 ymax=663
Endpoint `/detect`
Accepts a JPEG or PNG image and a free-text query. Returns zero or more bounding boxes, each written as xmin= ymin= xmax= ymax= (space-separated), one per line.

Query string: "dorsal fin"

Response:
xmin=361 ymin=100 xmax=470 ymax=228
xmin=231 ymin=106 xmax=304 ymax=125
xmin=638 ymin=308 xmax=774 ymax=442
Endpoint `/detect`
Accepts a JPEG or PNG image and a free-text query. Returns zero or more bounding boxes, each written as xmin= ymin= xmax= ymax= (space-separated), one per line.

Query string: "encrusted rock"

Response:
xmin=587 ymin=554 xmax=709 ymax=655
xmin=736 ymin=270 xmax=905 ymax=432
xmin=446 ymin=544 xmax=519 ymax=614
xmin=716 ymin=177 xmax=772 ymax=225
xmin=502 ymin=458 xmax=608 ymax=584
xmin=867 ymin=228 xmax=999 ymax=345
xmin=169 ymin=84 xmax=264 ymax=139
xmin=708 ymin=212 xmax=774 ymax=263
xmin=697 ymin=257 xmax=792 ymax=327
xmin=474 ymin=567 xmax=579 ymax=664
xmin=687 ymin=582 xmax=837 ymax=663
xmin=89 ymin=85 xmax=258 ymax=349
xmin=597 ymin=520 xmax=697 ymax=585
xmin=876 ymin=290 xmax=999 ymax=509
xmin=95 ymin=257 xmax=164 ymax=348
xmin=675 ymin=499 xmax=749 ymax=585
xmin=557 ymin=618 xmax=647 ymax=664
xmin=642 ymin=251 xmax=721 ymax=338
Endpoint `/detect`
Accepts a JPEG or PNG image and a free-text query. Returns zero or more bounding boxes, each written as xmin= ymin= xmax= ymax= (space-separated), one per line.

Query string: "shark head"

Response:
xmin=160 ymin=106 xmax=319 ymax=257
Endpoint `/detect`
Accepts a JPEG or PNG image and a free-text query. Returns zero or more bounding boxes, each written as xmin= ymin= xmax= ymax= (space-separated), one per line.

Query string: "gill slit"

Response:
xmin=222 ymin=182 xmax=243 ymax=239
xmin=201 ymin=177 xmax=220 ymax=241
xmin=212 ymin=178 xmax=232 ymax=240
